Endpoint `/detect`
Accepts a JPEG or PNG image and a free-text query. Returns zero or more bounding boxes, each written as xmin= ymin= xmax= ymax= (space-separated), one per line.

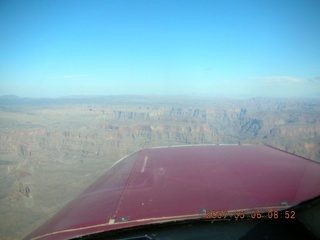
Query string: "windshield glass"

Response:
xmin=0 ymin=1 xmax=319 ymax=240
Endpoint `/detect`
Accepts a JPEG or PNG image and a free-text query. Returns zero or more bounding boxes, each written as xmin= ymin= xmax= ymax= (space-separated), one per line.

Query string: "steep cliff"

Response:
xmin=0 ymin=96 xmax=319 ymax=240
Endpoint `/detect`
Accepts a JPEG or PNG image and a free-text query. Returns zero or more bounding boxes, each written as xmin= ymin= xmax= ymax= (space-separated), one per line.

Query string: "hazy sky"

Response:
xmin=1 ymin=0 xmax=320 ymax=98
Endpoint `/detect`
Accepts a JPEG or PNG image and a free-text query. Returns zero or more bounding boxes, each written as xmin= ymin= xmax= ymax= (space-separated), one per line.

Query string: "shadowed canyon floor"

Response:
xmin=0 ymin=96 xmax=319 ymax=239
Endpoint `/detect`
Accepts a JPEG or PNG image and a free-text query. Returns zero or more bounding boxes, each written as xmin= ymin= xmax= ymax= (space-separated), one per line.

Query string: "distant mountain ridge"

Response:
xmin=0 ymin=96 xmax=319 ymax=240
xmin=0 ymin=95 xmax=21 ymax=99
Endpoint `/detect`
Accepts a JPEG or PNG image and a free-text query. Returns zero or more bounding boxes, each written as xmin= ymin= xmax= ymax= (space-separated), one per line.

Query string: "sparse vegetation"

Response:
xmin=0 ymin=96 xmax=319 ymax=239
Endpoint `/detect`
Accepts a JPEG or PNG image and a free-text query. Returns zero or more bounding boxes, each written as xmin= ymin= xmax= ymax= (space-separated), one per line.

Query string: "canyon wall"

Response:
xmin=0 ymin=96 xmax=319 ymax=239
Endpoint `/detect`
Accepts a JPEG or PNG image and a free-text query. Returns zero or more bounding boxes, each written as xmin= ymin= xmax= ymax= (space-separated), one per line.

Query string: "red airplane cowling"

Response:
xmin=24 ymin=144 xmax=320 ymax=240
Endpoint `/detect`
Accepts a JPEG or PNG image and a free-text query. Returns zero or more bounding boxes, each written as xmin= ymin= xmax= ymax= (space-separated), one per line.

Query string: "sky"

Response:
xmin=0 ymin=0 xmax=320 ymax=98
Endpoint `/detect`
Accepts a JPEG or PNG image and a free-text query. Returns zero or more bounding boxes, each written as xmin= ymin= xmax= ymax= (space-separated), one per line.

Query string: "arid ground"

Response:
xmin=0 ymin=96 xmax=319 ymax=239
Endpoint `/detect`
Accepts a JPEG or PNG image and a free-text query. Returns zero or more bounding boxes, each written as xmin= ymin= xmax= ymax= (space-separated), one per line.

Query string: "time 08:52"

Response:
xmin=205 ymin=210 xmax=295 ymax=220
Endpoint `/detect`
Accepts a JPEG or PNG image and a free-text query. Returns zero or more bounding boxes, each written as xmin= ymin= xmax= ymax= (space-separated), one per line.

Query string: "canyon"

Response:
xmin=0 ymin=95 xmax=319 ymax=239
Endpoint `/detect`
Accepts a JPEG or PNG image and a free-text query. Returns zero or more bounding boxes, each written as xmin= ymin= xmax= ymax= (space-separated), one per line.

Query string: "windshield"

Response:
xmin=0 ymin=1 xmax=319 ymax=240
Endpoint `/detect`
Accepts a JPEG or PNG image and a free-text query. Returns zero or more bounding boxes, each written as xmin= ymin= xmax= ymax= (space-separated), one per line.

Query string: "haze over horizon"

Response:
xmin=1 ymin=0 xmax=320 ymax=98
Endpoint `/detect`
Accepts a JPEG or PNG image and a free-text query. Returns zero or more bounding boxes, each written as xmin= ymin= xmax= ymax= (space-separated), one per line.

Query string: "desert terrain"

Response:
xmin=0 ymin=95 xmax=319 ymax=240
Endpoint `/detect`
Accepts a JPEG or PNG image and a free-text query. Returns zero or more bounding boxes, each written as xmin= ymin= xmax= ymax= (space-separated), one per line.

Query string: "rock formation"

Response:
xmin=0 ymin=96 xmax=319 ymax=240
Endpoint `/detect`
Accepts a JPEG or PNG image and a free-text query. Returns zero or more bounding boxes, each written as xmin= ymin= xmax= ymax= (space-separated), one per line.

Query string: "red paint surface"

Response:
xmin=25 ymin=145 xmax=320 ymax=240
